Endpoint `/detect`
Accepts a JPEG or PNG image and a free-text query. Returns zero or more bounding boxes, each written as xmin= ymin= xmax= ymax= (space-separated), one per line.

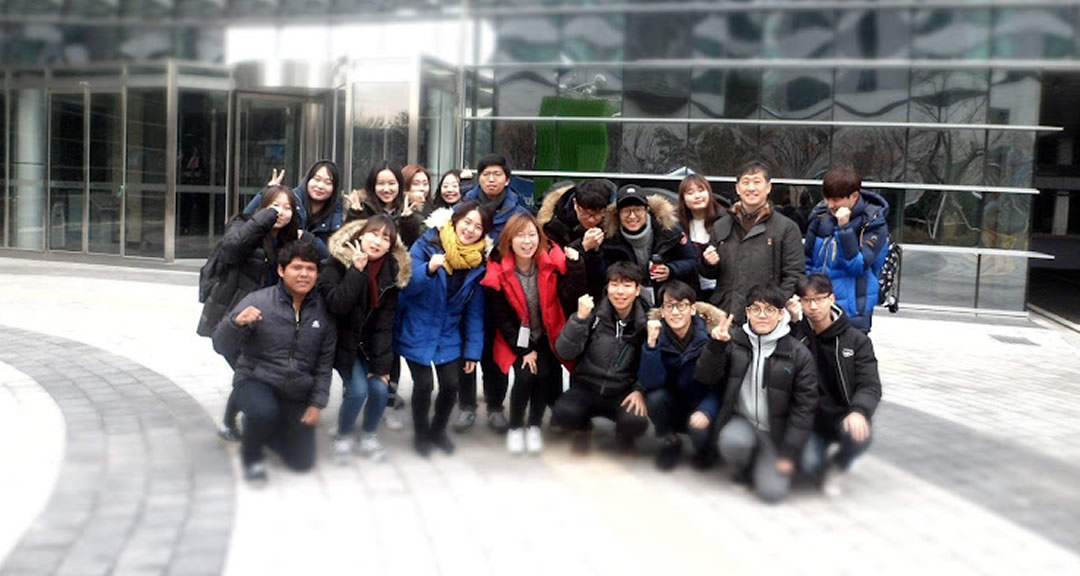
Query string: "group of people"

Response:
xmin=199 ymin=153 xmax=888 ymax=503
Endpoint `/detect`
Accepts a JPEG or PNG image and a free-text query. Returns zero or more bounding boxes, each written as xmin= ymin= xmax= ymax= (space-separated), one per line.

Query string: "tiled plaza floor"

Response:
xmin=1 ymin=256 xmax=1079 ymax=575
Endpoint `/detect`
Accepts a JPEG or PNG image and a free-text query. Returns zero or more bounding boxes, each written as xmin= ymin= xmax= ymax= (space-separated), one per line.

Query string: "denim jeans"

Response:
xmin=800 ymin=426 xmax=872 ymax=477
xmin=338 ymin=356 xmax=389 ymax=437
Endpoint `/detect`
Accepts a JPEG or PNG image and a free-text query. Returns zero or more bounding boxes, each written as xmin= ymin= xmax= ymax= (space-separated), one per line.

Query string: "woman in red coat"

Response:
xmin=481 ymin=213 xmax=583 ymax=455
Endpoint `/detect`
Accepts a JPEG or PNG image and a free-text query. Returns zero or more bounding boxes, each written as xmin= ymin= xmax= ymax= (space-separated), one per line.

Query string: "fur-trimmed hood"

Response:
xmin=327 ymin=218 xmax=412 ymax=289
xmin=536 ymin=181 xmax=577 ymax=228
xmin=647 ymin=301 xmax=729 ymax=332
xmin=603 ymin=193 xmax=679 ymax=238
xmin=422 ymin=206 xmax=495 ymax=257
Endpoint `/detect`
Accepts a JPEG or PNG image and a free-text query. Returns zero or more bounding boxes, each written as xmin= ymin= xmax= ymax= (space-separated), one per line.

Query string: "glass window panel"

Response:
xmin=619 ymin=123 xmax=687 ymax=175
xmin=176 ymin=27 xmax=225 ymax=62
xmin=556 ymin=68 xmax=621 ymax=117
xmin=351 ymin=82 xmax=409 ymax=190
xmin=761 ymin=69 xmax=832 ymax=120
xmin=762 ymin=10 xmax=835 ymax=59
xmin=177 ymin=0 xmax=226 ymax=18
xmin=228 ymin=0 xmax=276 ymax=18
xmin=835 ymin=9 xmax=911 ymax=59
xmin=177 ymin=91 xmax=228 ymax=259
xmin=126 ymin=89 xmax=167 ymax=258
xmin=834 ymin=68 xmax=909 ymax=122
xmin=9 ymin=89 xmax=47 ymax=250
xmin=89 ymin=93 xmax=122 ymax=255
xmin=237 ymin=97 xmax=301 ymax=208
xmin=420 ymin=63 xmax=459 ymax=178
xmin=494 ymin=16 xmax=560 ymax=63
xmin=977 ymin=254 xmax=1027 ymax=311
xmin=988 ymin=69 xmax=1040 ymax=127
xmin=759 ymin=126 xmax=830 ymax=180
xmin=280 ymin=0 xmax=328 ymax=16
xmin=912 ymin=8 xmax=991 ymax=60
xmin=626 ymin=11 xmax=696 ymax=60
xmin=770 ymin=183 xmax=818 ymax=234
xmin=463 ymin=120 xmax=493 ymax=171
xmin=554 ymin=119 xmax=621 ymax=174
xmin=69 ymin=1 xmax=120 ymax=17
xmin=831 ymin=127 xmax=907 ymax=183
xmin=120 ymin=26 xmax=174 ymax=61
xmin=334 ymin=87 xmax=346 ymax=173
xmin=49 ymin=93 xmax=84 ymax=252
xmin=623 ymin=68 xmax=691 ymax=120
xmin=900 ymin=250 xmax=977 ymax=308
xmin=981 ymin=193 xmax=1030 ymax=251
xmin=993 ymin=8 xmax=1074 ymax=60
xmin=690 ymin=68 xmax=760 ymax=120
xmin=561 ymin=14 xmax=624 ymax=62
xmin=906 ymin=129 xmax=986 ymax=187
xmin=693 ymin=11 xmax=766 ymax=59
xmin=986 ymin=130 xmax=1034 ymax=190
xmin=6 ymin=0 xmax=63 ymax=16
xmin=0 ymin=91 xmax=6 ymax=182
xmin=902 ymin=189 xmax=981 ymax=248
xmin=48 ymin=187 xmax=83 ymax=252
xmin=122 ymin=1 xmax=174 ymax=18
xmin=687 ymin=124 xmax=758 ymax=179
xmin=493 ymin=121 xmax=543 ymax=172
xmin=910 ymin=69 xmax=988 ymax=125
xmin=495 ymin=69 xmax=557 ymax=117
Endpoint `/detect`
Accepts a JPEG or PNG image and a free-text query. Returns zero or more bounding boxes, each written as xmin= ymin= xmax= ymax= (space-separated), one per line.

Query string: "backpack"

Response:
xmin=198 ymin=241 xmax=225 ymax=304
xmin=877 ymin=240 xmax=902 ymax=313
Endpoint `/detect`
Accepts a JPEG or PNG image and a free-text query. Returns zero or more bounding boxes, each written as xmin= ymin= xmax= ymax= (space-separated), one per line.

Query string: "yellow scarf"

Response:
xmin=439 ymin=220 xmax=485 ymax=274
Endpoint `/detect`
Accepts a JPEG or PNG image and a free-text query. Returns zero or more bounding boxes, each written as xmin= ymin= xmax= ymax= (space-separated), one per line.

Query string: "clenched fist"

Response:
xmin=428 ymin=253 xmax=446 ymax=274
xmin=234 ymin=306 xmax=263 ymax=326
xmin=702 ymin=245 xmax=719 ymax=266
xmin=646 ymin=319 xmax=662 ymax=348
xmin=835 ymin=206 xmax=852 ymax=227
xmin=582 ymin=227 xmax=605 ymax=252
xmin=577 ymin=294 xmax=595 ymax=320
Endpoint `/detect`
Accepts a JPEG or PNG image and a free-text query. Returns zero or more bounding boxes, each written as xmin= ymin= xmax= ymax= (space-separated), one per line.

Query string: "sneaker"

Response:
xmin=431 ymin=431 xmax=456 ymax=455
xmin=487 ymin=410 xmax=509 ymax=433
xmin=655 ymin=436 xmax=682 ymax=471
xmin=217 ymin=424 xmax=240 ymax=443
xmin=244 ymin=461 xmax=268 ymax=485
xmin=359 ymin=433 xmax=387 ymax=462
xmin=570 ymin=431 xmax=591 ymax=455
xmin=332 ymin=437 xmax=353 ymax=466
xmin=414 ymin=436 xmax=432 ymax=458
xmin=506 ymin=428 xmax=525 ymax=455
xmin=822 ymin=471 xmax=852 ymax=498
xmin=452 ymin=410 xmax=476 ymax=433
xmin=384 ymin=411 xmax=405 ymax=431
xmin=525 ymin=426 xmax=543 ymax=455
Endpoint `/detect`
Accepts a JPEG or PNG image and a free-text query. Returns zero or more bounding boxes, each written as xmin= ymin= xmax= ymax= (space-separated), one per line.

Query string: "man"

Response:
xmin=458 ymin=153 xmax=531 ymax=433
xmin=552 ymin=261 xmax=651 ymax=454
xmin=537 ymin=178 xmax=613 ymax=309
xmin=788 ymin=274 xmax=881 ymax=492
xmin=600 ymin=184 xmax=698 ymax=307
xmin=213 ymin=242 xmax=337 ymax=484
xmin=693 ymin=283 xmax=818 ymax=503
xmin=805 ymin=167 xmax=890 ymax=333
xmin=639 ymin=280 xmax=720 ymax=471
xmin=699 ymin=161 xmax=804 ymax=324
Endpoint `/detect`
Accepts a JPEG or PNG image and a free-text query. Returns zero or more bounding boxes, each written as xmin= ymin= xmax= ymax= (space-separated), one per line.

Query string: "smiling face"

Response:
xmin=735 ymin=170 xmax=772 ymax=212
xmin=511 ymin=222 xmax=539 ymax=261
xmin=440 ymin=174 xmax=461 ymax=204
xmin=455 ymin=209 xmax=485 ymax=245
xmin=278 ymin=257 xmax=318 ymax=297
xmin=374 ymin=169 xmax=399 ymax=207
xmin=269 ymin=191 xmax=294 ymax=229
xmin=618 ymin=204 xmax=648 ymax=233
xmin=606 ymin=277 xmax=641 ymax=317
xmin=409 ymin=171 xmax=430 ymax=200
xmin=660 ymin=293 xmax=694 ymax=335
xmin=360 ymin=226 xmax=392 ymax=260
xmin=683 ymin=182 xmax=711 ymax=214
xmin=306 ymin=166 xmax=335 ymax=204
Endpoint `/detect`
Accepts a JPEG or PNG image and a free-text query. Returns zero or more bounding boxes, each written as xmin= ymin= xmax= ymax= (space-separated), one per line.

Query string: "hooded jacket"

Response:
xmin=555 ymin=296 xmax=649 ymax=398
xmin=212 ymin=282 xmax=337 ymax=408
xmin=244 ymin=164 xmax=345 ymax=258
xmin=637 ymin=303 xmax=727 ymax=419
xmin=692 ymin=313 xmax=819 ymax=459
xmin=394 ymin=208 xmax=487 ymax=366
xmin=318 ymin=218 xmax=412 ymax=378
xmin=537 ymin=181 xmax=611 ymax=308
xmin=805 ymin=190 xmax=891 ymax=332
xmin=344 ymin=188 xmax=425 ymax=248
xmin=790 ymin=306 xmax=882 ymax=434
xmin=600 ymin=194 xmax=698 ymax=295
xmin=463 ymin=182 xmax=532 ymax=243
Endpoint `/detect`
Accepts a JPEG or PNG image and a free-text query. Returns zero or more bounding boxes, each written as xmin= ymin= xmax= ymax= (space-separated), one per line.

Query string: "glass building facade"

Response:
xmin=1 ymin=1 xmax=1079 ymax=316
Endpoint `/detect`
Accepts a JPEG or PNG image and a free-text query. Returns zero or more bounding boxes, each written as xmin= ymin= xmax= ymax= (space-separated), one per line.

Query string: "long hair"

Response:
xmin=677 ymin=174 xmax=721 ymax=232
xmin=496 ymin=212 xmax=547 ymax=263
xmin=364 ymin=162 xmax=406 ymax=214
xmin=258 ymin=185 xmax=300 ymax=270
xmin=302 ymin=160 xmax=340 ymax=230
xmin=434 ymin=169 xmax=462 ymax=209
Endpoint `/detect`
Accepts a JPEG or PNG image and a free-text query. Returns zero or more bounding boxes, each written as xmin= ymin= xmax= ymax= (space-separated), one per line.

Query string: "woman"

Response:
xmin=319 ymin=215 xmax=411 ymax=464
xmin=433 ymin=169 xmax=463 ymax=210
xmin=345 ymin=162 xmax=424 ymax=247
xmin=244 ymin=160 xmax=344 ymax=258
xmin=677 ymin=174 xmax=724 ymax=300
xmin=402 ymin=164 xmax=432 ymax=212
xmin=481 ymin=213 xmax=582 ymax=455
xmin=395 ymin=200 xmax=490 ymax=457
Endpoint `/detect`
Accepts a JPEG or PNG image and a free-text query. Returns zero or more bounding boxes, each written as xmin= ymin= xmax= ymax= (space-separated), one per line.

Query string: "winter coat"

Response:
xmin=212 ymin=283 xmax=337 ymax=408
xmin=555 ymin=296 xmax=649 ymax=399
xmin=344 ymin=188 xmax=425 ymax=248
xmin=196 ymin=208 xmax=317 ymax=340
xmin=790 ymin=306 xmax=882 ymax=434
xmin=318 ymin=218 xmax=412 ymax=378
xmin=600 ymin=194 xmax=698 ymax=298
xmin=805 ymin=190 xmax=891 ymax=332
xmin=394 ymin=208 xmax=487 ymax=366
xmin=637 ymin=304 xmax=726 ymax=419
xmin=692 ymin=320 xmax=819 ymax=459
xmin=699 ymin=205 xmax=805 ymax=323
xmin=481 ymin=243 xmax=583 ymax=374
xmin=462 ymin=183 xmax=532 ymax=243
xmin=244 ymin=183 xmax=343 ymax=259
xmin=537 ymin=181 xmax=610 ymax=308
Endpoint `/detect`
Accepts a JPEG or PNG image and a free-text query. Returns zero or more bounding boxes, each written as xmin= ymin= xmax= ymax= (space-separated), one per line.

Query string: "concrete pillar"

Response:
xmin=15 ymin=88 xmax=45 ymax=250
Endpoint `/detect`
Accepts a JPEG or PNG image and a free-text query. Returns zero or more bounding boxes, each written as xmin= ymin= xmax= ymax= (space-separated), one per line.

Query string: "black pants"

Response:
xmin=232 ymin=379 xmax=316 ymax=470
xmin=408 ymin=358 xmax=462 ymax=439
xmin=645 ymin=388 xmax=714 ymax=456
xmin=551 ymin=387 xmax=650 ymax=441
xmin=509 ymin=341 xmax=558 ymax=429
xmin=458 ymin=322 xmax=508 ymax=412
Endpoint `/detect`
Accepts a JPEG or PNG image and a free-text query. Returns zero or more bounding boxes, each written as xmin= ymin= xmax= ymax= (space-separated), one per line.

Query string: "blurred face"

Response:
xmin=683 ymin=182 xmax=711 ymax=213
xmin=746 ymin=300 xmax=782 ymax=335
xmin=735 ymin=170 xmax=771 ymax=212
xmin=306 ymin=166 xmax=335 ymax=203
xmin=801 ymin=289 xmax=835 ymax=325
xmin=606 ymin=278 xmax=641 ymax=316
xmin=619 ymin=204 xmax=648 ymax=233
xmin=825 ymin=191 xmax=859 ymax=215
xmin=479 ymin=166 xmax=509 ymax=198
xmin=269 ymin=192 xmax=293 ymax=229
xmin=573 ymin=200 xmax=605 ymax=228
xmin=440 ymin=175 xmax=461 ymax=204
xmin=511 ymin=222 xmax=539 ymax=261
xmin=278 ymin=258 xmax=318 ymax=297
xmin=409 ymin=172 xmax=430 ymax=198
xmin=455 ymin=209 xmax=485 ymax=245
xmin=360 ymin=227 xmax=392 ymax=260
xmin=374 ymin=169 xmax=399 ymax=207
xmin=661 ymin=294 xmax=694 ymax=335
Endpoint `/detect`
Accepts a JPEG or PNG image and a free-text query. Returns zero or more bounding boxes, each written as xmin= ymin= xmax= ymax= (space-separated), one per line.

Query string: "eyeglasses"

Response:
xmin=577 ymin=206 xmax=605 ymax=223
xmin=480 ymin=170 xmax=506 ymax=180
xmin=662 ymin=301 xmax=692 ymax=313
xmin=621 ymin=206 xmax=647 ymax=217
xmin=802 ymin=293 xmax=833 ymax=307
xmin=746 ymin=304 xmax=779 ymax=317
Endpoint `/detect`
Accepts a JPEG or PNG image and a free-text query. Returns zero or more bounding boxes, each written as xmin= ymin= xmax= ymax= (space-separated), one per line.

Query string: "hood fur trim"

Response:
xmin=422 ymin=206 xmax=495 ymax=258
xmin=536 ymin=181 xmax=577 ymax=227
xmin=603 ymin=193 xmax=679 ymax=238
xmin=327 ymin=218 xmax=412 ymax=289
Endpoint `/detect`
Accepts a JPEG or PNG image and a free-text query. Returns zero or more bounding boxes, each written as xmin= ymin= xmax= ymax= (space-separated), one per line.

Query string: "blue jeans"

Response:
xmin=338 ymin=357 xmax=389 ymax=436
xmin=800 ymin=427 xmax=872 ymax=477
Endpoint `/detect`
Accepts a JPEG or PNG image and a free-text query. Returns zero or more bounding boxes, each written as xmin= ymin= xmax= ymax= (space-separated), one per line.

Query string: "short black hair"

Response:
xmin=745 ymin=283 xmax=786 ymax=310
xmin=658 ymin=279 xmax=695 ymax=305
xmin=278 ymin=240 xmax=321 ymax=269
xmin=822 ymin=167 xmax=862 ymax=199
xmin=736 ymin=161 xmax=771 ymax=182
xmin=606 ymin=261 xmax=644 ymax=286
xmin=796 ymin=274 xmax=834 ymax=298
xmin=575 ymin=179 xmax=614 ymax=210
xmin=476 ymin=153 xmax=511 ymax=180
xmin=452 ymin=199 xmax=493 ymax=237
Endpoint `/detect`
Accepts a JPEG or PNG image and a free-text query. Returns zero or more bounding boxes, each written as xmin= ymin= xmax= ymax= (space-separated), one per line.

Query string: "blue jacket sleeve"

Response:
xmin=637 ymin=344 xmax=668 ymax=392
xmin=402 ymin=243 xmax=440 ymax=298
xmin=696 ymin=392 xmax=720 ymax=420
xmin=462 ymin=280 xmax=485 ymax=361
xmin=243 ymin=190 xmax=264 ymax=215
xmin=833 ymin=224 xmax=869 ymax=275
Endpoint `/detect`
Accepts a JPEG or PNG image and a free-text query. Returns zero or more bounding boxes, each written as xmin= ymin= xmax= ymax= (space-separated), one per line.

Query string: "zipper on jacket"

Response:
xmin=835 ymin=343 xmax=851 ymax=405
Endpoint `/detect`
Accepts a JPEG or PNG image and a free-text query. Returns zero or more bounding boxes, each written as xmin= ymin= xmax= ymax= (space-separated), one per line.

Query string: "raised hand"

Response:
xmin=576 ymin=294 xmax=595 ymax=320
xmin=582 ymin=227 xmax=605 ymax=252
xmin=785 ymin=295 xmax=802 ymax=323
xmin=344 ymin=190 xmax=364 ymax=212
xmin=564 ymin=246 xmax=580 ymax=262
xmin=428 ymin=253 xmax=446 ymax=274
xmin=709 ymin=310 xmax=734 ymax=342
xmin=646 ymin=319 xmax=662 ymax=348
xmin=234 ymin=306 xmax=263 ymax=326
xmin=702 ymin=245 xmax=720 ymax=266
xmin=267 ymin=168 xmax=286 ymax=187
xmin=835 ymin=206 xmax=852 ymax=227
xmin=350 ymin=239 xmax=368 ymax=271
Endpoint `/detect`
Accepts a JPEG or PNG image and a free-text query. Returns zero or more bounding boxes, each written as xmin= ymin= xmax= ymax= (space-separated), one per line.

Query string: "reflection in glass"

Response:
xmin=910 ymin=69 xmax=989 ymax=125
xmin=912 ymin=8 xmax=991 ymax=59
xmin=977 ymin=254 xmax=1027 ymax=311
xmin=351 ymin=83 xmax=409 ymax=189
xmin=9 ymin=89 xmax=47 ymax=250
xmin=177 ymin=91 xmax=228 ymax=259
xmin=237 ymin=97 xmax=301 ymax=209
xmin=832 ymin=127 xmax=907 ymax=183
xmin=126 ymin=89 xmax=167 ymax=258
xmin=620 ymin=123 xmax=687 ymax=175
xmin=690 ymin=68 xmax=760 ymax=120
xmin=555 ymin=119 xmax=621 ymax=173
xmin=0 ymin=91 xmax=5 ymax=246
xmin=89 ymin=93 xmax=122 ymax=254
xmin=986 ymin=130 xmax=1035 ymax=190
xmin=759 ymin=126 xmax=830 ymax=180
xmin=835 ymin=9 xmax=911 ymax=59
xmin=623 ymin=68 xmax=691 ymax=119
xmin=687 ymin=124 xmax=758 ymax=178
xmin=494 ymin=121 xmax=542 ymax=171
xmin=420 ymin=63 xmax=459 ymax=179
xmin=561 ymin=14 xmax=624 ymax=62
xmin=761 ymin=69 xmax=832 ymax=120
xmin=496 ymin=69 xmax=557 ymax=117
xmin=902 ymin=189 xmax=981 ymax=248
xmin=906 ymin=129 xmax=986 ymax=186
xmin=771 ymin=183 xmax=817 ymax=233
xmin=464 ymin=120 xmax=493 ymax=171
xmin=988 ymin=69 xmax=1040 ymax=126
xmin=833 ymin=68 xmax=909 ymax=122
xmin=694 ymin=11 xmax=765 ymax=59
xmin=49 ymin=93 xmax=83 ymax=252
xmin=981 ymin=193 xmax=1030 ymax=250
xmin=762 ymin=10 xmax=835 ymax=59
xmin=899 ymin=250 xmax=977 ymax=308
xmin=993 ymin=8 xmax=1074 ymax=60
xmin=494 ymin=16 xmax=560 ymax=63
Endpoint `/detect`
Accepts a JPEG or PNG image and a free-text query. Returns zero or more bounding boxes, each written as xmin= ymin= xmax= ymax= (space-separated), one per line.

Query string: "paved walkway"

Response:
xmin=1 ymin=257 xmax=1079 ymax=575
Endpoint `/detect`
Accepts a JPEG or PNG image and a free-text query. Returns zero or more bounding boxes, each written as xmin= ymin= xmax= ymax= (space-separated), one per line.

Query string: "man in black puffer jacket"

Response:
xmin=788 ymin=274 xmax=882 ymax=488
xmin=693 ymin=283 xmax=818 ymax=503
xmin=213 ymin=242 xmax=337 ymax=484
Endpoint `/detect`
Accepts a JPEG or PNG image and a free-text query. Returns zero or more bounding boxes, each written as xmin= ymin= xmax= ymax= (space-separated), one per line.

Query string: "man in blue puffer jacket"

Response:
xmin=804 ymin=168 xmax=890 ymax=333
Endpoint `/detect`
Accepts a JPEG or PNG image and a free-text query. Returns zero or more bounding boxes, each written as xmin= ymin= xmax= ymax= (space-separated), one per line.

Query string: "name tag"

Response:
xmin=517 ymin=325 xmax=531 ymax=348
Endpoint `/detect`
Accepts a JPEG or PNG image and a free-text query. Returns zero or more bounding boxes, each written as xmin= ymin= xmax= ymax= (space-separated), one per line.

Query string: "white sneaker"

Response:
xmin=384 ymin=411 xmax=404 ymax=431
xmin=332 ymin=437 xmax=353 ymax=466
xmin=822 ymin=471 xmax=852 ymax=498
xmin=525 ymin=426 xmax=543 ymax=455
xmin=359 ymin=433 xmax=387 ymax=462
xmin=506 ymin=427 xmax=525 ymax=455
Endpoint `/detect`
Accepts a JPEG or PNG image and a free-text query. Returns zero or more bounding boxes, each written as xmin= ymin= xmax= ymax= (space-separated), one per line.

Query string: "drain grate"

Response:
xmin=990 ymin=334 xmax=1038 ymax=346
